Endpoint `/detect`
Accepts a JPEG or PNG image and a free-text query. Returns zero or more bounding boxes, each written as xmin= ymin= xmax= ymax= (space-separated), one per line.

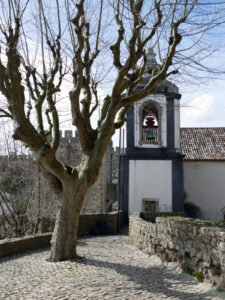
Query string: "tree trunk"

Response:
xmin=49 ymin=181 xmax=85 ymax=262
xmin=47 ymin=151 xmax=102 ymax=262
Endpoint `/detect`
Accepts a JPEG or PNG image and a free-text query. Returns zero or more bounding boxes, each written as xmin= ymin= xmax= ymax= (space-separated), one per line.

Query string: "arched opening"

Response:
xmin=142 ymin=102 xmax=160 ymax=144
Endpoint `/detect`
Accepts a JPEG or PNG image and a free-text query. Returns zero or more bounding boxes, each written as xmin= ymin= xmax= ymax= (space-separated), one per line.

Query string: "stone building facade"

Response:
xmin=56 ymin=130 xmax=120 ymax=214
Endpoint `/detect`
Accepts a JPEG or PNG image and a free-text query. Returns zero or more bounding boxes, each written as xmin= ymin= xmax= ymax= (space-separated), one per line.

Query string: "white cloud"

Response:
xmin=181 ymin=91 xmax=225 ymax=128
xmin=182 ymin=94 xmax=213 ymax=118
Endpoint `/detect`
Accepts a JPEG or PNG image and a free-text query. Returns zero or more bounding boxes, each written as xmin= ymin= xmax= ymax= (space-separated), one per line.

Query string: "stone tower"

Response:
xmin=56 ymin=131 xmax=119 ymax=214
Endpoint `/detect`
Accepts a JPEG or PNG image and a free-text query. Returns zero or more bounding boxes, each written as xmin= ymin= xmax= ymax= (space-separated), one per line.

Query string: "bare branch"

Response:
xmin=0 ymin=108 xmax=13 ymax=119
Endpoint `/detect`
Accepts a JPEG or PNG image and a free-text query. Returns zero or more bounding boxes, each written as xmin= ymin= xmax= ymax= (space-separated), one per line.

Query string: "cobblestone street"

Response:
xmin=0 ymin=233 xmax=225 ymax=300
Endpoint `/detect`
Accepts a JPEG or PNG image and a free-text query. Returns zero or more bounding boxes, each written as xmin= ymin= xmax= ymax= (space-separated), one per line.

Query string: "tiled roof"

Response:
xmin=180 ymin=128 xmax=225 ymax=161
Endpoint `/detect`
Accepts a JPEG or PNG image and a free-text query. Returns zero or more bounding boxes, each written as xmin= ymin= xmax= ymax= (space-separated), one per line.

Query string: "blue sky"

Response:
xmin=28 ymin=0 xmax=225 ymax=132
xmin=1 ymin=0 xmax=225 ymax=150
xmin=180 ymin=79 xmax=225 ymax=128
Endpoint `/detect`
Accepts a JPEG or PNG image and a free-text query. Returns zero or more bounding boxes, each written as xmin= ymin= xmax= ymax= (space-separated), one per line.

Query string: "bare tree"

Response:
xmin=0 ymin=118 xmax=60 ymax=238
xmin=0 ymin=0 xmax=224 ymax=261
xmin=0 ymin=156 xmax=32 ymax=238
xmin=0 ymin=154 xmax=57 ymax=239
xmin=0 ymin=120 xmax=40 ymax=238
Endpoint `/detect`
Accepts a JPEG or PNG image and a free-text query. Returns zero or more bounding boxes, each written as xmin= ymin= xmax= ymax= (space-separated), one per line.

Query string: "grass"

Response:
xmin=203 ymin=220 xmax=225 ymax=227
xmin=194 ymin=271 xmax=204 ymax=282
xmin=184 ymin=266 xmax=204 ymax=282
xmin=184 ymin=265 xmax=194 ymax=276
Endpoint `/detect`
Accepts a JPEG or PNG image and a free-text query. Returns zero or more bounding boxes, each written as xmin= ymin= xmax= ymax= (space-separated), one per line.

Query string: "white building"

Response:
xmin=121 ymin=49 xmax=184 ymax=221
xmin=181 ymin=128 xmax=225 ymax=221
xmin=121 ymin=49 xmax=225 ymax=222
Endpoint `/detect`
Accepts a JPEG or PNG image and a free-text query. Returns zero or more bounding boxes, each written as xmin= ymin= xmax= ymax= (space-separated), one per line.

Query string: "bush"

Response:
xmin=140 ymin=211 xmax=186 ymax=223
xmin=204 ymin=220 xmax=225 ymax=227
xmin=184 ymin=265 xmax=194 ymax=276
xmin=194 ymin=271 xmax=204 ymax=282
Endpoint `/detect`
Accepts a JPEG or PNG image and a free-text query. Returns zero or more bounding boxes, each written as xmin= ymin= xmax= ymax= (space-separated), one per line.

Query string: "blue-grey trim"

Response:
xmin=125 ymin=147 xmax=184 ymax=159
xmin=162 ymin=91 xmax=181 ymax=100
xmin=172 ymin=158 xmax=185 ymax=212
xmin=121 ymin=157 xmax=129 ymax=224
xmin=166 ymin=97 xmax=175 ymax=148
xmin=135 ymin=87 xmax=182 ymax=100
xmin=126 ymin=105 xmax=135 ymax=148
xmin=153 ymin=89 xmax=181 ymax=100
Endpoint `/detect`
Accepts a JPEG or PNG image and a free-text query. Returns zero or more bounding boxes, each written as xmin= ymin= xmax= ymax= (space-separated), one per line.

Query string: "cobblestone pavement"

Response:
xmin=0 ymin=233 xmax=225 ymax=300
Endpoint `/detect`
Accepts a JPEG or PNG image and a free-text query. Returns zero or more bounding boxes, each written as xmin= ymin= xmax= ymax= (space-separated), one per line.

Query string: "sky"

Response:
xmin=56 ymin=0 xmax=225 ymax=137
xmin=0 ymin=0 xmax=225 ymax=150
xmin=180 ymin=79 xmax=225 ymax=128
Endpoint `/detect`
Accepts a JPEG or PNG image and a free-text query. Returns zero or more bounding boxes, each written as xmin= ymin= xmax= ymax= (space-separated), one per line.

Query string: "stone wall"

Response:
xmin=39 ymin=211 xmax=123 ymax=236
xmin=0 ymin=212 xmax=123 ymax=258
xmin=129 ymin=213 xmax=225 ymax=290
xmin=56 ymin=131 xmax=119 ymax=214
xmin=0 ymin=233 xmax=52 ymax=258
xmin=78 ymin=211 xmax=123 ymax=235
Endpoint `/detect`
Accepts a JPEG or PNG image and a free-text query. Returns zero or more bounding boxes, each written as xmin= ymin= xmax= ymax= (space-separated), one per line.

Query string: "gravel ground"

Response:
xmin=0 ymin=233 xmax=225 ymax=300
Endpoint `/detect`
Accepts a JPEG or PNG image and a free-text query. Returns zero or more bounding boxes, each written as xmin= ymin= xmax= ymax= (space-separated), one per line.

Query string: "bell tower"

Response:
xmin=122 ymin=48 xmax=184 ymax=221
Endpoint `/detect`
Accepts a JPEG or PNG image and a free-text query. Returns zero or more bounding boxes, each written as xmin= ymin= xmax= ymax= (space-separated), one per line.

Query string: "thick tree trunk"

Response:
xmin=49 ymin=181 xmax=85 ymax=262
xmin=47 ymin=150 xmax=103 ymax=262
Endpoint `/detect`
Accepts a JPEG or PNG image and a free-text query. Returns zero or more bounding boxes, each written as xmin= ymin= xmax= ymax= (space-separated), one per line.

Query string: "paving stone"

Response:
xmin=0 ymin=234 xmax=225 ymax=299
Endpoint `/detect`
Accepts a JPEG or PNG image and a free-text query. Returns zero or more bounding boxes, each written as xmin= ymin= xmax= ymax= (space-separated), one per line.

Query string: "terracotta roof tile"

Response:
xmin=180 ymin=128 xmax=225 ymax=160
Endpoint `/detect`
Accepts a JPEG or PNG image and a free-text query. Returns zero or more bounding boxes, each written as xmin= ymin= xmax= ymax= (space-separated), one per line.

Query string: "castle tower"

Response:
xmin=121 ymin=48 xmax=184 ymax=220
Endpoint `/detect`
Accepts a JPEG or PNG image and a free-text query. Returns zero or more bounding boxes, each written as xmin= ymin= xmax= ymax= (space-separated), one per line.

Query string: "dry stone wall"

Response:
xmin=129 ymin=213 xmax=225 ymax=291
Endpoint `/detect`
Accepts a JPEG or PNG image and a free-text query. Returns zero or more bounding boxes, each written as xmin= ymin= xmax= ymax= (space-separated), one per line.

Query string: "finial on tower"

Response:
xmin=145 ymin=47 xmax=160 ymax=73
xmin=147 ymin=47 xmax=156 ymax=57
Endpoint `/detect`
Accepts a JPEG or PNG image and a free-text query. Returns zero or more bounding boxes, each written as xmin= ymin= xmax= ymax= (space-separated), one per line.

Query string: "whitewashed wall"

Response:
xmin=129 ymin=160 xmax=172 ymax=216
xmin=184 ymin=161 xmax=225 ymax=221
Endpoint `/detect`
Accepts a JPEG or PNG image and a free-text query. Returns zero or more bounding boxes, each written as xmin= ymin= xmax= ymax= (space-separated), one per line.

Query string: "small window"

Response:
xmin=142 ymin=198 xmax=159 ymax=213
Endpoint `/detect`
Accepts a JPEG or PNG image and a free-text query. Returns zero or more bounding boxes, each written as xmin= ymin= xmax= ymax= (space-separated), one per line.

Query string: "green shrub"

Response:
xmin=204 ymin=220 xmax=225 ymax=227
xmin=184 ymin=265 xmax=194 ymax=276
xmin=194 ymin=271 xmax=204 ymax=282
xmin=140 ymin=211 xmax=186 ymax=223
xmin=184 ymin=267 xmax=204 ymax=282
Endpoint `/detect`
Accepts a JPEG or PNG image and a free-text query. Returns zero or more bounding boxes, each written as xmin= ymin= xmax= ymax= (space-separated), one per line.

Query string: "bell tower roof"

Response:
xmin=136 ymin=47 xmax=180 ymax=96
